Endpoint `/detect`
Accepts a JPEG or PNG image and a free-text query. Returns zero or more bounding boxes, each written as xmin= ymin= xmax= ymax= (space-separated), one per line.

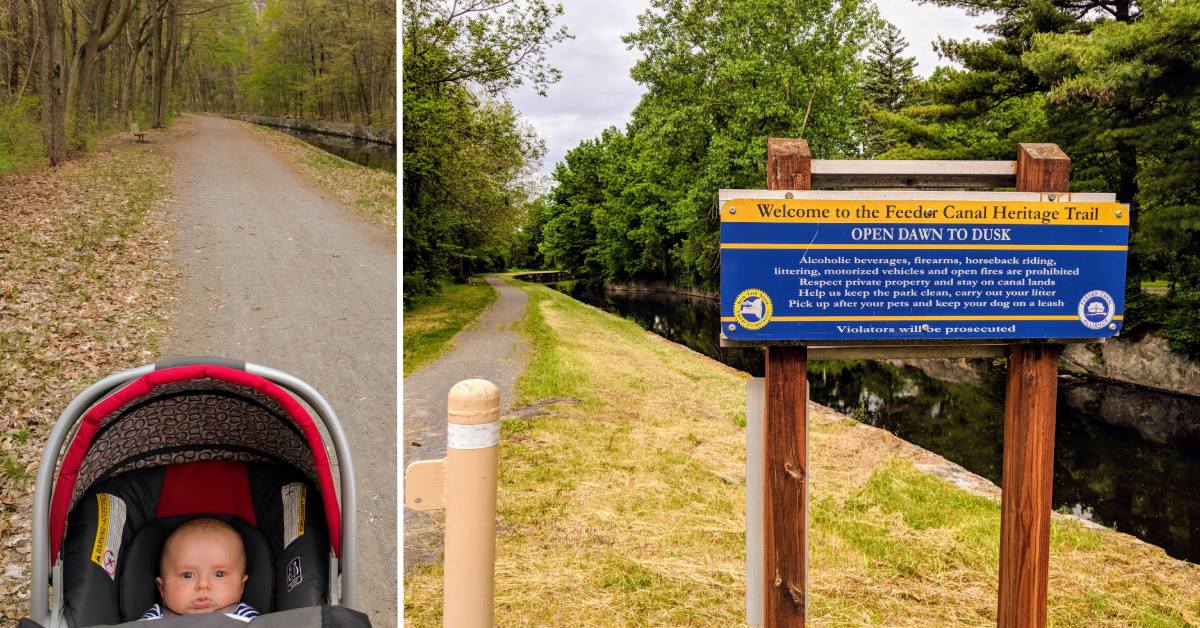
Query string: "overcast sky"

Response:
xmin=509 ymin=0 xmax=994 ymax=181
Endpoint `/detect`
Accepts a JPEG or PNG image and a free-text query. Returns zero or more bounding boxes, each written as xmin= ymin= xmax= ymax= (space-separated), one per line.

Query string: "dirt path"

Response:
xmin=403 ymin=275 xmax=528 ymax=574
xmin=162 ymin=115 xmax=396 ymax=625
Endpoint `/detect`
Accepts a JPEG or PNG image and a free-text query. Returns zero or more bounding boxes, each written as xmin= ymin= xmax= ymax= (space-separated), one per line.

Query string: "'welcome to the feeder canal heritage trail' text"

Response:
xmin=719 ymin=192 xmax=1129 ymax=343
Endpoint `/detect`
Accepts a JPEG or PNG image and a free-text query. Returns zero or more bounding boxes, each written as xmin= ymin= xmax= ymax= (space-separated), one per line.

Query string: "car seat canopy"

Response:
xmin=50 ymin=365 xmax=342 ymax=563
xmin=70 ymin=377 xmax=319 ymax=508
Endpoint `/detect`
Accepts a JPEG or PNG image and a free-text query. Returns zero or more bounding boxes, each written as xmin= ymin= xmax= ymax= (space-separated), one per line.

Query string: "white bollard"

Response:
xmin=746 ymin=377 xmax=764 ymax=627
xmin=403 ymin=379 xmax=501 ymax=628
xmin=443 ymin=379 xmax=500 ymax=628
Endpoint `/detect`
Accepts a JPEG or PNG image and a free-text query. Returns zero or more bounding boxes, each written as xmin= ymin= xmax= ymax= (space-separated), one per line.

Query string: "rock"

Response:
xmin=886 ymin=357 xmax=987 ymax=387
xmin=1062 ymin=333 xmax=1200 ymax=397
xmin=1059 ymin=378 xmax=1200 ymax=444
xmin=891 ymin=334 xmax=1200 ymax=400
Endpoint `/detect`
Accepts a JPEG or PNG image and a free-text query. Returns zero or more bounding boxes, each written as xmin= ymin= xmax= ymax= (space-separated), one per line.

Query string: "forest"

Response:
xmin=512 ymin=0 xmax=1197 ymax=356
xmin=0 ymin=0 xmax=394 ymax=172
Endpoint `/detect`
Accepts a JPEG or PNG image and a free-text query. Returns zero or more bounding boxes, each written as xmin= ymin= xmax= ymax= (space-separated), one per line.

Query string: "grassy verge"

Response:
xmin=403 ymin=281 xmax=497 ymax=376
xmin=0 ymin=128 xmax=178 ymax=618
xmin=243 ymin=122 xmax=396 ymax=230
xmin=404 ymin=282 xmax=1200 ymax=627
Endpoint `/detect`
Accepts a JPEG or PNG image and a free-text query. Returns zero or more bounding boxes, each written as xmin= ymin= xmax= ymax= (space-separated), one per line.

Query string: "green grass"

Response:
xmin=405 ymin=282 xmax=1200 ymax=627
xmin=511 ymin=280 xmax=593 ymax=404
xmin=402 ymin=280 xmax=496 ymax=375
xmin=814 ymin=460 xmax=1099 ymax=584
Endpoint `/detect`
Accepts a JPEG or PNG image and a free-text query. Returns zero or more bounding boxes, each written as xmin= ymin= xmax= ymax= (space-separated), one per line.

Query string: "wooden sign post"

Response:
xmin=744 ymin=140 xmax=1119 ymax=628
xmin=998 ymin=144 xmax=1070 ymax=628
xmin=763 ymin=139 xmax=811 ymax=627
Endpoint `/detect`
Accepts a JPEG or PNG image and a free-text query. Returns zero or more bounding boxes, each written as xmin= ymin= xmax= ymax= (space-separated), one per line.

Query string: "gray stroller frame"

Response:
xmin=29 ymin=357 xmax=358 ymax=626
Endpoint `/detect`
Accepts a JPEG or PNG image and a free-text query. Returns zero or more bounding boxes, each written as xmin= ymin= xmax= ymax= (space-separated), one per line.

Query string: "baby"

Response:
xmin=140 ymin=518 xmax=259 ymax=621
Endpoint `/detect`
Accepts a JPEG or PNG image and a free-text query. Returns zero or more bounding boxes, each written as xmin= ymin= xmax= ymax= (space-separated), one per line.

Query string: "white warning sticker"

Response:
xmin=447 ymin=421 xmax=500 ymax=449
xmin=90 ymin=493 xmax=127 ymax=579
xmin=281 ymin=483 xmax=307 ymax=548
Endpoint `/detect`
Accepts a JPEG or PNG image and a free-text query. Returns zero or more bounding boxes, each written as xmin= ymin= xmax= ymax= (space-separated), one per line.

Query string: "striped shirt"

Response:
xmin=140 ymin=602 xmax=260 ymax=622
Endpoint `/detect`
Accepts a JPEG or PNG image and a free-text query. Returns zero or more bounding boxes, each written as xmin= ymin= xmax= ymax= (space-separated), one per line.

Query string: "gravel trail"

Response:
xmin=162 ymin=115 xmax=396 ymax=626
xmin=402 ymin=275 xmax=528 ymax=573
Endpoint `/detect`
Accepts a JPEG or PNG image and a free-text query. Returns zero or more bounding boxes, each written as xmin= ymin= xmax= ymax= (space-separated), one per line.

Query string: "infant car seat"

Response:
xmin=29 ymin=359 xmax=358 ymax=627
xmin=63 ymin=462 xmax=329 ymax=625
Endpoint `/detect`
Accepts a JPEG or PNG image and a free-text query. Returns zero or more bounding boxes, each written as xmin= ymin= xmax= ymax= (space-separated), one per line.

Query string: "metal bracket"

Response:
xmin=404 ymin=459 xmax=445 ymax=511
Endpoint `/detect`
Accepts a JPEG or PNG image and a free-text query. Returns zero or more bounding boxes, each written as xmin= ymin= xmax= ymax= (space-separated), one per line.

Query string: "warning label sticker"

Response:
xmin=281 ymin=483 xmax=307 ymax=548
xmin=90 ymin=493 xmax=127 ymax=579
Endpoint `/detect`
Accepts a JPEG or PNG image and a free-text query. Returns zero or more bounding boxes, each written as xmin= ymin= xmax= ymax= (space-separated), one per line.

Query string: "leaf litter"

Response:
xmin=0 ymin=127 xmax=179 ymax=619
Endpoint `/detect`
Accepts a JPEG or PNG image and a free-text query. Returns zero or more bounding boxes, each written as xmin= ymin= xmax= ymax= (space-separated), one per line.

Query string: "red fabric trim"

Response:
xmin=50 ymin=365 xmax=342 ymax=561
xmin=156 ymin=461 xmax=257 ymax=525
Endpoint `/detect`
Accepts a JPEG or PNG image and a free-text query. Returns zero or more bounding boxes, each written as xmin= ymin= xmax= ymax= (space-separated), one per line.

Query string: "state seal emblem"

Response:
xmin=733 ymin=288 xmax=773 ymax=330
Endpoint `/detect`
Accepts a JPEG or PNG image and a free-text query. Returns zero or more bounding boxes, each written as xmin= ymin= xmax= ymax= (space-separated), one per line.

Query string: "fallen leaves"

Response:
xmin=0 ymin=128 xmax=179 ymax=620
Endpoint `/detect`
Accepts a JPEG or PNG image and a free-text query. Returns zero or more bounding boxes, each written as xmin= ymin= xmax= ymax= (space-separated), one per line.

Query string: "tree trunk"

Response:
xmin=121 ymin=14 xmax=148 ymax=119
xmin=94 ymin=54 xmax=104 ymax=122
xmin=38 ymin=0 xmax=66 ymax=164
xmin=1118 ymin=143 xmax=1141 ymax=291
xmin=150 ymin=0 xmax=162 ymax=126
xmin=4 ymin=0 xmax=18 ymax=91
xmin=66 ymin=0 xmax=132 ymax=132
xmin=67 ymin=0 xmax=114 ymax=133
xmin=158 ymin=0 xmax=176 ymax=125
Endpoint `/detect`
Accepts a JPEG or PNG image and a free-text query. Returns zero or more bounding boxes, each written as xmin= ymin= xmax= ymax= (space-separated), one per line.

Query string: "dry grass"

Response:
xmin=404 ymin=283 xmax=1200 ymax=627
xmin=0 ymin=127 xmax=179 ymax=618
xmin=244 ymin=122 xmax=396 ymax=230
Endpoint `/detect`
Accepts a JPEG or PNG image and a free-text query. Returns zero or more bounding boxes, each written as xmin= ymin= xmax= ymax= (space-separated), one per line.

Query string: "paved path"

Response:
xmin=403 ymin=275 xmax=529 ymax=573
xmin=162 ymin=115 xmax=396 ymax=625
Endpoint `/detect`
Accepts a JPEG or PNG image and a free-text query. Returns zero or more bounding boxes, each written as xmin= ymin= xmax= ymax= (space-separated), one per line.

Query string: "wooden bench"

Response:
xmin=131 ymin=122 xmax=147 ymax=143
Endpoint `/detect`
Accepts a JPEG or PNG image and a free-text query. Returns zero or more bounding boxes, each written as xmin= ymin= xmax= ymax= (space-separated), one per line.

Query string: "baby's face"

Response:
xmin=156 ymin=525 xmax=247 ymax=615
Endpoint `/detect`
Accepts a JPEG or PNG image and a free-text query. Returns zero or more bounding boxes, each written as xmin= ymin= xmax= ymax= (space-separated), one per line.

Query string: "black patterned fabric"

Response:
xmin=69 ymin=378 xmax=320 ymax=515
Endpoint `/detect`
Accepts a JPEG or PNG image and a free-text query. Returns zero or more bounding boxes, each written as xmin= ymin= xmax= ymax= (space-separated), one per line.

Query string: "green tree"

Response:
xmin=402 ymin=0 xmax=568 ymax=303
xmin=179 ymin=3 xmax=254 ymax=114
xmin=539 ymin=0 xmax=878 ymax=288
xmin=238 ymin=0 xmax=394 ymax=124
xmin=863 ymin=21 xmax=916 ymax=113
xmin=539 ymin=129 xmax=623 ymax=278
xmin=1025 ymin=0 xmax=1200 ymax=355
xmin=859 ymin=21 xmax=918 ymax=157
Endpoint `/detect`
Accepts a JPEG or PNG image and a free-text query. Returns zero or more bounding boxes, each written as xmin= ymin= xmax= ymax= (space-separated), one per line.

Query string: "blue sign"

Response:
xmin=720 ymin=195 xmax=1130 ymax=343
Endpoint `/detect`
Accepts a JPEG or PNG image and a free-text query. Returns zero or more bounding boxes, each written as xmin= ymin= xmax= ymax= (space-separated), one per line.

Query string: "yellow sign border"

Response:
xmin=722 ymin=199 xmax=1128 ymax=226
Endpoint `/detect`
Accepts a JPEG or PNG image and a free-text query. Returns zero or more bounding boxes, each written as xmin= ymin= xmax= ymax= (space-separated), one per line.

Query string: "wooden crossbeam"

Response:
xmin=811 ymin=159 xmax=1016 ymax=189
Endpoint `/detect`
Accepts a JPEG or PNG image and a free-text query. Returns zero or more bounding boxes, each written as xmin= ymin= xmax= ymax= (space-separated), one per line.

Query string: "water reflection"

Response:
xmin=264 ymin=125 xmax=396 ymax=172
xmin=554 ymin=282 xmax=1200 ymax=563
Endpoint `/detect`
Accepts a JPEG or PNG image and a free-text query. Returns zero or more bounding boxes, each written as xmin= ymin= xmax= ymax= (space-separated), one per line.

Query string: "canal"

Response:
xmin=265 ymin=125 xmax=396 ymax=172
xmin=552 ymin=282 xmax=1200 ymax=564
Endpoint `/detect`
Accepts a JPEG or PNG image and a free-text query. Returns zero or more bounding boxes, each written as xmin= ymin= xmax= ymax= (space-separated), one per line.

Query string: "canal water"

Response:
xmin=268 ymin=125 xmax=396 ymax=172
xmin=553 ymin=282 xmax=1200 ymax=564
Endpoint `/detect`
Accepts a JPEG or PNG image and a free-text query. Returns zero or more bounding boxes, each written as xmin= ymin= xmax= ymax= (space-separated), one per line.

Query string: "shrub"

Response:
xmin=0 ymin=96 xmax=46 ymax=176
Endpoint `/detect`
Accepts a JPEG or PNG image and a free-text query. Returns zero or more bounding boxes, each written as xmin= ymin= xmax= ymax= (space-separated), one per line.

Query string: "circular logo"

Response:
xmin=1077 ymin=290 xmax=1115 ymax=330
xmin=733 ymin=289 xmax=773 ymax=330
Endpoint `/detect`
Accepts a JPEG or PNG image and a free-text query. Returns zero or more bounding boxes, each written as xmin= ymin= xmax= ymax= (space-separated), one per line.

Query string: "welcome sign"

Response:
xmin=719 ymin=190 xmax=1130 ymax=343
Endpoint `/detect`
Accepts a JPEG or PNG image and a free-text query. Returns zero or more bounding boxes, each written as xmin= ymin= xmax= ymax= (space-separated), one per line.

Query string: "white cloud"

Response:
xmin=511 ymin=0 xmax=994 ymax=179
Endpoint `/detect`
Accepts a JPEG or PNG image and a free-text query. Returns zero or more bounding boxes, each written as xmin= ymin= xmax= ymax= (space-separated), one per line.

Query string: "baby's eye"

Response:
xmin=181 ymin=571 xmax=194 ymax=580
xmin=214 ymin=570 xmax=226 ymax=578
